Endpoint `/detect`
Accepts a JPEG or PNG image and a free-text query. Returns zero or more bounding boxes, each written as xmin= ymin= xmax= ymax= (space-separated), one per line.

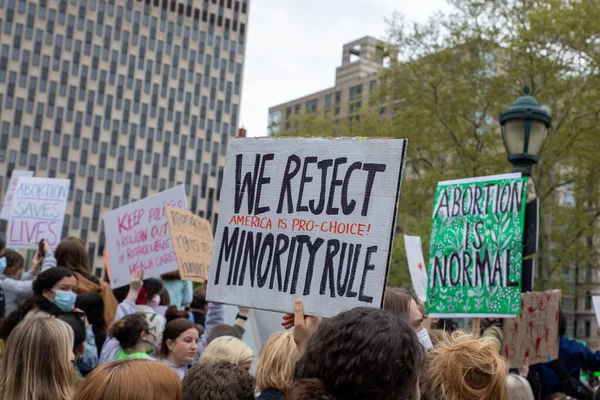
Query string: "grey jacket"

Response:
xmin=0 ymin=250 xmax=57 ymax=315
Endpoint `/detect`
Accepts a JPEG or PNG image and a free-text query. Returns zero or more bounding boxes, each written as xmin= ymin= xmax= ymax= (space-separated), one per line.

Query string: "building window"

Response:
xmin=306 ymin=99 xmax=318 ymax=114
xmin=585 ymin=320 xmax=591 ymax=338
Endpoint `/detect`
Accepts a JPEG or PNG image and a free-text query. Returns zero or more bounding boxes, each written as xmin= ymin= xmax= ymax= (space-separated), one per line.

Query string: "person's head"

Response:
xmin=420 ymin=332 xmax=508 ymax=400
xmin=36 ymin=267 xmax=79 ymax=311
xmin=74 ymin=359 xmax=182 ymax=400
xmin=57 ymin=312 xmax=87 ymax=359
xmin=285 ymin=379 xmax=337 ymax=400
xmin=205 ymin=323 xmax=241 ymax=344
xmin=383 ymin=288 xmax=423 ymax=331
xmin=190 ymin=286 xmax=207 ymax=312
xmin=182 ymin=361 xmax=255 ymax=400
xmin=0 ymin=317 xmax=75 ymax=400
xmin=165 ymin=305 xmax=189 ymax=324
xmin=0 ymin=249 xmax=25 ymax=279
xmin=160 ymin=318 xmax=200 ymax=366
xmin=55 ymin=237 xmax=91 ymax=275
xmin=75 ymin=292 xmax=105 ymax=329
xmin=255 ymin=331 xmax=298 ymax=392
xmin=297 ymin=307 xmax=424 ymax=400
xmin=109 ymin=314 xmax=156 ymax=352
xmin=161 ymin=270 xmax=181 ymax=281
xmin=0 ymin=267 xmax=78 ymax=340
xmin=506 ymin=374 xmax=535 ymax=400
xmin=136 ymin=278 xmax=163 ymax=306
xmin=200 ymin=335 xmax=254 ymax=370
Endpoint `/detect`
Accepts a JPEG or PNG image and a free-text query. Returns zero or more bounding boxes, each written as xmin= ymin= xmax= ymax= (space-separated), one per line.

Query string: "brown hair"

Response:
xmin=383 ymin=287 xmax=414 ymax=318
xmin=74 ymin=359 xmax=181 ymax=400
xmin=182 ymin=361 xmax=255 ymax=400
xmin=109 ymin=314 xmax=151 ymax=350
xmin=165 ymin=305 xmax=189 ymax=324
xmin=190 ymin=286 xmax=207 ymax=309
xmin=255 ymin=332 xmax=297 ymax=391
xmin=0 ymin=317 xmax=74 ymax=400
xmin=0 ymin=249 xmax=24 ymax=276
xmin=285 ymin=379 xmax=337 ymax=400
xmin=55 ymin=237 xmax=91 ymax=274
xmin=420 ymin=332 xmax=508 ymax=400
xmin=206 ymin=324 xmax=241 ymax=344
xmin=161 ymin=270 xmax=181 ymax=280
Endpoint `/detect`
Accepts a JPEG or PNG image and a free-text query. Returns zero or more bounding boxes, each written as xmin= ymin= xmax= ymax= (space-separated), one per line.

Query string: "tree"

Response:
xmin=278 ymin=0 xmax=600 ymax=294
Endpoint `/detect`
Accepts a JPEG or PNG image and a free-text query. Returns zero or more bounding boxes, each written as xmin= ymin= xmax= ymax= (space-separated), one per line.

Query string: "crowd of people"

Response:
xmin=0 ymin=237 xmax=599 ymax=399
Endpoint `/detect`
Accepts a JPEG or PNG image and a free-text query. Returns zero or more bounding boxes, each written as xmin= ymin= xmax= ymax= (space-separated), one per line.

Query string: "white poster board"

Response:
xmin=593 ymin=296 xmax=600 ymax=326
xmin=404 ymin=235 xmax=428 ymax=302
xmin=7 ymin=177 xmax=70 ymax=249
xmin=207 ymin=137 xmax=407 ymax=318
xmin=1 ymin=170 xmax=34 ymax=220
xmin=103 ymin=185 xmax=188 ymax=288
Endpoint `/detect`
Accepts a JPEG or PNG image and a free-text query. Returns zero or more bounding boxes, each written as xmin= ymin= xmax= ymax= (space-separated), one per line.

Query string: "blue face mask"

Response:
xmin=52 ymin=290 xmax=77 ymax=312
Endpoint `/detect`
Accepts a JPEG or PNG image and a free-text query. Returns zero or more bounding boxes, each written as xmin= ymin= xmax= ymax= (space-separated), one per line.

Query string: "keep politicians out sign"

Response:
xmin=426 ymin=174 xmax=527 ymax=318
xmin=103 ymin=185 xmax=188 ymax=288
xmin=7 ymin=177 xmax=70 ymax=249
xmin=165 ymin=206 xmax=213 ymax=282
xmin=206 ymin=137 xmax=407 ymax=318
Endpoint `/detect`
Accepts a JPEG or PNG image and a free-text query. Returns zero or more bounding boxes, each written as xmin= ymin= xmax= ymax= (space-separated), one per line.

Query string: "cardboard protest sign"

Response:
xmin=404 ymin=235 xmax=428 ymax=302
xmin=426 ymin=173 xmax=527 ymax=318
xmin=103 ymin=185 xmax=187 ymax=288
xmin=206 ymin=137 xmax=407 ymax=318
xmin=1 ymin=170 xmax=34 ymax=220
xmin=502 ymin=290 xmax=561 ymax=368
xmin=592 ymin=296 xmax=600 ymax=326
xmin=7 ymin=177 xmax=70 ymax=249
xmin=165 ymin=206 xmax=213 ymax=282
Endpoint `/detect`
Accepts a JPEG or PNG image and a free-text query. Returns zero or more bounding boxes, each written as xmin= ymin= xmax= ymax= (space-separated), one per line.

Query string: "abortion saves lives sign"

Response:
xmin=426 ymin=174 xmax=527 ymax=318
xmin=206 ymin=137 xmax=407 ymax=318
xmin=103 ymin=185 xmax=188 ymax=288
xmin=7 ymin=177 xmax=70 ymax=249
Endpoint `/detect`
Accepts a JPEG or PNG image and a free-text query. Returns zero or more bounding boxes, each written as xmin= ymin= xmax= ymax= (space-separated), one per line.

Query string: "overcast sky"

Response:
xmin=239 ymin=0 xmax=453 ymax=137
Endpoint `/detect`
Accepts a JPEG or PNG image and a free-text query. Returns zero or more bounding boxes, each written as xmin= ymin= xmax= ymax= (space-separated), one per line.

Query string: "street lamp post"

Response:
xmin=499 ymin=86 xmax=552 ymax=176
xmin=499 ymin=86 xmax=552 ymax=293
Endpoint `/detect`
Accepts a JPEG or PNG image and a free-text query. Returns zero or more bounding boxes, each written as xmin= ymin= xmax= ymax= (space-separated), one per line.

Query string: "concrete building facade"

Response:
xmin=0 ymin=0 xmax=249 ymax=276
xmin=267 ymin=36 xmax=388 ymax=135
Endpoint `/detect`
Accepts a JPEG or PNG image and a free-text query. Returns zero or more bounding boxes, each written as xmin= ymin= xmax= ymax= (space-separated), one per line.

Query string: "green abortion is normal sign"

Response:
xmin=426 ymin=174 xmax=527 ymax=318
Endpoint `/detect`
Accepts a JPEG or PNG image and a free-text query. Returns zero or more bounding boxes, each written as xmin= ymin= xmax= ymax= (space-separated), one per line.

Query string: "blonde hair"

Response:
xmin=421 ymin=331 xmax=508 ymax=400
xmin=199 ymin=335 xmax=254 ymax=366
xmin=506 ymin=374 xmax=535 ymax=400
xmin=255 ymin=332 xmax=298 ymax=391
xmin=74 ymin=359 xmax=181 ymax=400
xmin=0 ymin=317 xmax=75 ymax=400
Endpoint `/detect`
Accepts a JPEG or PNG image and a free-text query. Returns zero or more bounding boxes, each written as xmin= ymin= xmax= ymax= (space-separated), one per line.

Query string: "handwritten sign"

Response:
xmin=426 ymin=174 xmax=527 ymax=318
xmin=165 ymin=206 xmax=213 ymax=282
xmin=206 ymin=137 xmax=407 ymax=318
xmin=502 ymin=290 xmax=561 ymax=368
xmin=103 ymin=185 xmax=188 ymax=288
xmin=1 ymin=170 xmax=34 ymax=220
xmin=7 ymin=177 xmax=70 ymax=249
xmin=404 ymin=235 xmax=428 ymax=302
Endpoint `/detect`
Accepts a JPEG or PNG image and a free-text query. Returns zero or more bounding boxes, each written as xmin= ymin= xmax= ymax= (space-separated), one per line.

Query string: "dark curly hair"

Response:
xmin=182 ymin=361 xmax=255 ymax=400
xmin=286 ymin=378 xmax=338 ymax=400
xmin=109 ymin=314 xmax=151 ymax=350
xmin=297 ymin=307 xmax=424 ymax=400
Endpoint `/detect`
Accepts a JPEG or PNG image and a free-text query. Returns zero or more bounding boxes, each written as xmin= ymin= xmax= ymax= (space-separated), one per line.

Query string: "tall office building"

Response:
xmin=267 ymin=36 xmax=387 ymax=135
xmin=0 ymin=0 xmax=249 ymax=276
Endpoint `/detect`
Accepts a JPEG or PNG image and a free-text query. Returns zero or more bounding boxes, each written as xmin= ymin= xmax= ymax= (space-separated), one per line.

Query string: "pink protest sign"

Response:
xmin=103 ymin=185 xmax=188 ymax=288
xmin=7 ymin=177 xmax=70 ymax=249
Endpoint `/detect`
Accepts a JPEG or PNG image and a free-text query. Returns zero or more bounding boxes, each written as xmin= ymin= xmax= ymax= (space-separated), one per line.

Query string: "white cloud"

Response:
xmin=239 ymin=0 xmax=453 ymax=137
